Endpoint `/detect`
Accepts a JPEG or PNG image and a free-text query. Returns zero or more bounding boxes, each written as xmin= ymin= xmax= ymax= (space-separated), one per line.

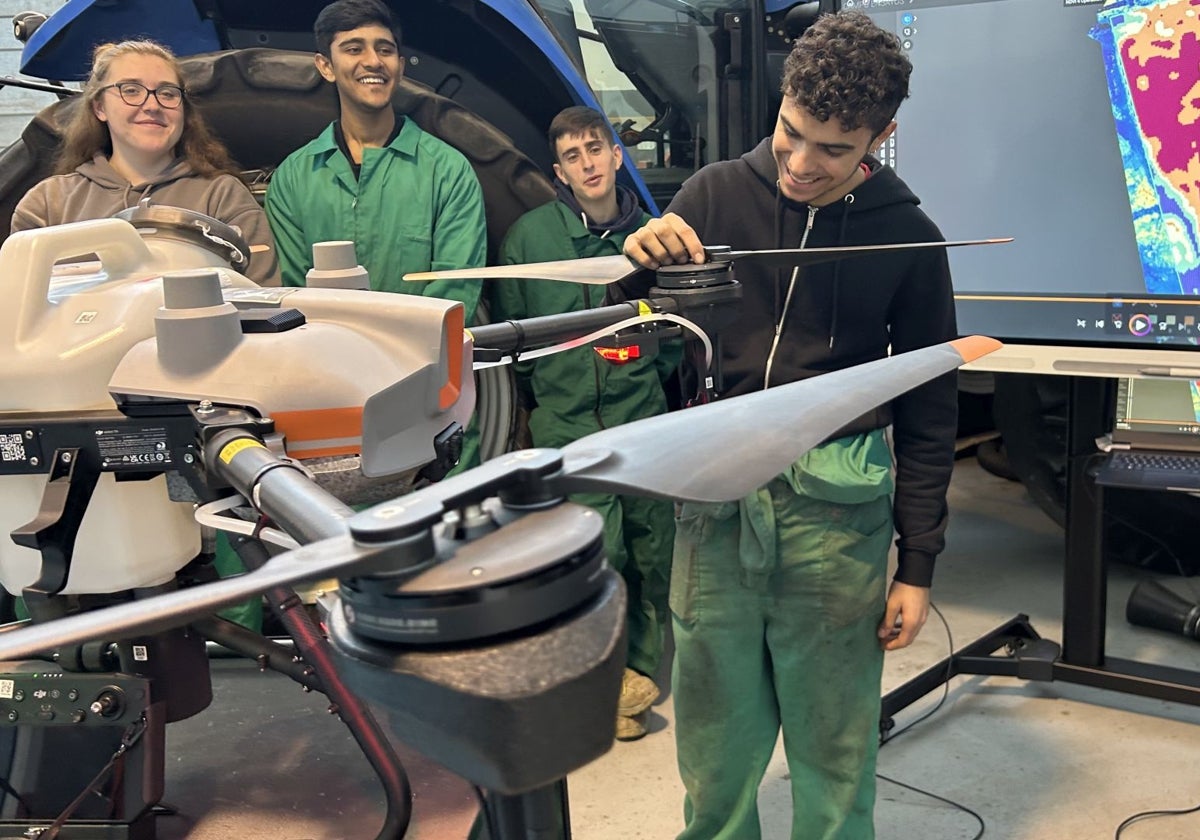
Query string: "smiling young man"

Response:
xmin=266 ymin=0 xmax=486 ymax=475
xmin=490 ymin=107 xmax=676 ymax=741
xmin=621 ymin=12 xmax=957 ymax=839
xmin=266 ymin=0 xmax=485 ymax=319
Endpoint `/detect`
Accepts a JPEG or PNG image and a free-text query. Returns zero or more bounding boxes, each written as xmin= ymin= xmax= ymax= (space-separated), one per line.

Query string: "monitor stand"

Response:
xmin=881 ymin=376 xmax=1200 ymax=733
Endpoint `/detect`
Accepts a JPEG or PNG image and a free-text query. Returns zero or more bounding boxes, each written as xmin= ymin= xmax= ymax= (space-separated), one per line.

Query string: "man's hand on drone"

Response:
xmin=623 ymin=212 xmax=706 ymax=270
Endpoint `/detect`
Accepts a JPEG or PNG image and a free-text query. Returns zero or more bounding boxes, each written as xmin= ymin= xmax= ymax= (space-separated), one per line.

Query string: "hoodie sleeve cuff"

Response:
xmin=894 ymin=550 xmax=935 ymax=588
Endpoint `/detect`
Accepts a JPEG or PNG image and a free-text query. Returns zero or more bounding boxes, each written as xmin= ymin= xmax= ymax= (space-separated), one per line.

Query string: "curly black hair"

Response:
xmin=781 ymin=11 xmax=911 ymax=136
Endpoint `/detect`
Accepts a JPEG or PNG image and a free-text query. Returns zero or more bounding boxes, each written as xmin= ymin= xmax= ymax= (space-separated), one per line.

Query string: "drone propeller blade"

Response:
xmin=0 ymin=337 xmax=999 ymax=659
xmin=405 ymin=239 xmax=1011 ymax=284
xmin=727 ymin=238 xmax=1013 ymax=270
xmin=0 ymin=535 xmax=371 ymax=662
xmin=553 ymin=335 xmax=1002 ymax=502
xmin=404 ymin=254 xmax=638 ymax=286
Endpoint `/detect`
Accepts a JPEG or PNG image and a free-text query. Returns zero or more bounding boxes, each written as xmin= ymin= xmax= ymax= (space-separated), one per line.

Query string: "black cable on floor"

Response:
xmin=878 ymin=602 xmax=987 ymax=839
xmin=875 ymin=773 xmax=985 ymax=840
xmin=1114 ymin=800 xmax=1200 ymax=838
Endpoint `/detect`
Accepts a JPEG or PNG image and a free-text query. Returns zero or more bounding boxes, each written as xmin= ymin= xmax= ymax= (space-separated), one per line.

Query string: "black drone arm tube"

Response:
xmin=203 ymin=429 xmax=354 ymax=544
xmin=470 ymin=297 xmax=678 ymax=354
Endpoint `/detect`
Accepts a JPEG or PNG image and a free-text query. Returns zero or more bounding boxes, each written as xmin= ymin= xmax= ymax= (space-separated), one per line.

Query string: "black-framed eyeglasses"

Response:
xmin=101 ymin=82 xmax=185 ymax=109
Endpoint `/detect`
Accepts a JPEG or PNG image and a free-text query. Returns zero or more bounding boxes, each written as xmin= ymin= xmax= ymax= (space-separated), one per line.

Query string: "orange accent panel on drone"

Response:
xmin=273 ymin=406 xmax=363 ymax=444
xmin=440 ymin=307 xmax=465 ymax=410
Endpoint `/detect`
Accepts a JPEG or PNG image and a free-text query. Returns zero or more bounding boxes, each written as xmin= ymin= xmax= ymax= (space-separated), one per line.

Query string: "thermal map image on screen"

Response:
xmin=1093 ymin=0 xmax=1200 ymax=297
xmin=858 ymin=0 xmax=1200 ymax=358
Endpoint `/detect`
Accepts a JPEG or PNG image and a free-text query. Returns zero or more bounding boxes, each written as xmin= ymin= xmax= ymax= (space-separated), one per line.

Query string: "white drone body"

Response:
xmin=0 ymin=217 xmax=474 ymax=597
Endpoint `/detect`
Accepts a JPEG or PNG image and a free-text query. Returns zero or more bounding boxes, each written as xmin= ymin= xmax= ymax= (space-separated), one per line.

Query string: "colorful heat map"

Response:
xmin=1092 ymin=0 xmax=1200 ymax=295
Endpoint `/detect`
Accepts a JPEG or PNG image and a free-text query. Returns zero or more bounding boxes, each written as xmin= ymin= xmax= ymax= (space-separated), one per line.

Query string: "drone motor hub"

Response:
xmin=338 ymin=498 xmax=607 ymax=646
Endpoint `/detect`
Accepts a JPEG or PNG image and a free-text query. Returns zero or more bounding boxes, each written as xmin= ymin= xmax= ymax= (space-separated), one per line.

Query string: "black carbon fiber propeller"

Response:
xmin=404 ymin=239 xmax=1013 ymax=285
xmin=0 ymin=336 xmax=1001 ymax=660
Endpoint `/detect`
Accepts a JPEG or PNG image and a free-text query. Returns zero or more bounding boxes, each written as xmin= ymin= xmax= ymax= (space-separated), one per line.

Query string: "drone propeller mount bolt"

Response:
xmin=703 ymin=244 xmax=734 ymax=262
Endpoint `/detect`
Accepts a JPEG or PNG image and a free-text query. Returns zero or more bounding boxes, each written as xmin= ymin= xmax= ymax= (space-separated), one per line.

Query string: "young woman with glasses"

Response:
xmin=10 ymin=39 xmax=279 ymax=285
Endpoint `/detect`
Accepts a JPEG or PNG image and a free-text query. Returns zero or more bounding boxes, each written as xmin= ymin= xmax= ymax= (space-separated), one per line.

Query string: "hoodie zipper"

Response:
xmin=763 ymin=204 xmax=817 ymax=389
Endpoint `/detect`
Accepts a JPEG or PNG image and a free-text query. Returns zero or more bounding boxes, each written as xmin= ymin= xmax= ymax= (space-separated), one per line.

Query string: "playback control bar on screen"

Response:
xmin=954 ymin=293 xmax=1200 ymax=345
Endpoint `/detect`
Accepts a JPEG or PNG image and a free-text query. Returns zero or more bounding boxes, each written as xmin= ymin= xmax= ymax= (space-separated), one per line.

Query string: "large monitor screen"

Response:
xmin=857 ymin=0 xmax=1200 ymax=374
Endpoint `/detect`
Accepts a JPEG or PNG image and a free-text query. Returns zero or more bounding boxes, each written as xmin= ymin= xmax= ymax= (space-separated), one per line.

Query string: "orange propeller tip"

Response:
xmin=950 ymin=335 xmax=1004 ymax=362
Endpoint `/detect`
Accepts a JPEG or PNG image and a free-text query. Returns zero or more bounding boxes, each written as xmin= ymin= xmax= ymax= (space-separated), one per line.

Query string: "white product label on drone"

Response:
xmin=0 ymin=680 xmax=12 ymax=699
xmin=132 ymin=645 xmax=149 ymax=662
xmin=95 ymin=427 xmax=172 ymax=469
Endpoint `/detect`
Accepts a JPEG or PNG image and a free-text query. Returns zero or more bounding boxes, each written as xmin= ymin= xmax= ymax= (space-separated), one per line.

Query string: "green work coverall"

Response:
xmin=266 ymin=117 xmax=487 ymax=473
xmin=205 ymin=119 xmax=488 ymax=631
xmin=672 ymin=430 xmax=893 ymax=840
xmin=266 ymin=118 xmax=486 ymax=315
xmin=491 ymin=198 xmax=676 ymax=678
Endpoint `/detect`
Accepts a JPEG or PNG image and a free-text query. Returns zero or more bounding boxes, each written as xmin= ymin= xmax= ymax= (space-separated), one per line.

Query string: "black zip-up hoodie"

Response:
xmin=632 ymin=138 xmax=958 ymax=586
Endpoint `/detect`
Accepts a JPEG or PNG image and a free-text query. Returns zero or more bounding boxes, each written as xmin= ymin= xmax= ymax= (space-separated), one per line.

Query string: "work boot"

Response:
xmin=618 ymin=668 xmax=659 ymax=717
xmin=615 ymin=711 xmax=648 ymax=741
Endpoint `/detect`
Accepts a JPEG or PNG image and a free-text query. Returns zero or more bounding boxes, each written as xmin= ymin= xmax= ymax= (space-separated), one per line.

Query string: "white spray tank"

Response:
xmin=0 ymin=218 xmax=258 ymax=596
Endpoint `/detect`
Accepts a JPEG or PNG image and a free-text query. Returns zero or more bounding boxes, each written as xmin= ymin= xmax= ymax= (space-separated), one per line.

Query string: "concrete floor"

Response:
xmin=152 ymin=457 xmax=1200 ymax=840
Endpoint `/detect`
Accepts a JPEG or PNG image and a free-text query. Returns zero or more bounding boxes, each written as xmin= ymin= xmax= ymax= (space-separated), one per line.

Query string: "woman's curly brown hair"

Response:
xmin=781 ymin=11 xmax=912 ymax=137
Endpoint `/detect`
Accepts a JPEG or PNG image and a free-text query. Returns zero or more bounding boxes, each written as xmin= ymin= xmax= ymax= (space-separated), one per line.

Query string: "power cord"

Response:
xmin=875 ymin=773 xmax=985 ymax=840
xmin=877 ymin=602 xmax=986 ymax=839
xmin=1114 ymin=800 xmax=1200 ymax=838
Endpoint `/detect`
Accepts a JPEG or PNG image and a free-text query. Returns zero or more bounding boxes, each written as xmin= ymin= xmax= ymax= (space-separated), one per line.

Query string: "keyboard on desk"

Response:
xmin=1093 ymin=449 xmax=1200 ymax=491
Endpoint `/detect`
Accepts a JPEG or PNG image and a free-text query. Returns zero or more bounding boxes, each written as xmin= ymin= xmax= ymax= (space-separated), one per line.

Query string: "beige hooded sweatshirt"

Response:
xmin=11 ymin=154 xmax=280 ymax=286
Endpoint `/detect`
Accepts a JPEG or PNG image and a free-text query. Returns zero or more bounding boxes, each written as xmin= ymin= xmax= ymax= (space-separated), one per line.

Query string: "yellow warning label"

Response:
xmin=637 ymin=300 xmax=652 ymax=316
xmin=218 ymin=438 xmax=265 ymax=464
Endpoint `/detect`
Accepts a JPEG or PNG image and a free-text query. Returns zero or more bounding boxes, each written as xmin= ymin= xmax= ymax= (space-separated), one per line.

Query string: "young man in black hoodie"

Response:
xmin=622 ymin=11 xmax=956 ymax=839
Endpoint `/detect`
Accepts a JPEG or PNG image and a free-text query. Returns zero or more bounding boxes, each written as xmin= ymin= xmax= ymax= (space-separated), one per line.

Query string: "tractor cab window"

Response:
xmin=539 ymin=0 xmax=761 ymax=208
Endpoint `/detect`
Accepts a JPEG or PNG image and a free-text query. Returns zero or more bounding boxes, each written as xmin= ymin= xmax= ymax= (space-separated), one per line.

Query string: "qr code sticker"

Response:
xmin=0 ymin=434 xmax=26 ymax=463
xmin=133 ymin=645 xmax=149 ymax=661
xmin=0 ymin=680 xmax=12 ymax=699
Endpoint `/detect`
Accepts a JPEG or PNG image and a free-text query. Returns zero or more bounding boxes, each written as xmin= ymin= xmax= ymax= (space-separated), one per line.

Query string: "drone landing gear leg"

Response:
xmin=476 ymin=781 xmax=572 ymax=840
xmin=227 ymin=535 xmax=413 ymax=840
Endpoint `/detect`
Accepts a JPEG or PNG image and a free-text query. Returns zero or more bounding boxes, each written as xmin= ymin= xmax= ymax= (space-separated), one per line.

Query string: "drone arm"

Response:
xmin=470 ymin=297 xmax=679 ymax=357
xmin=204 ymin=428 xmax=354 ymax=544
